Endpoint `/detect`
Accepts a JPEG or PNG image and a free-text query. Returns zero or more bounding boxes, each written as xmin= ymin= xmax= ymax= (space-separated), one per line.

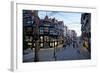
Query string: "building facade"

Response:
xmin=39 ymin=15 xmax=64 ymax=48
xmin=23 ymin=10 xmax=65 ymax=50
xmin=81 ymin=13 xmax=91 ymax=52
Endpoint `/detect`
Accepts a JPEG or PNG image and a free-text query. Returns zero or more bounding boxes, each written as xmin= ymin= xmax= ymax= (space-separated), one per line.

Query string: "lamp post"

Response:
xmin=53 ymin=40 xmax=56 ymax=61
xmin=34 ymin=39 xmax=39 ymax=62
xmin=32 ymin=15 xmax=40 ymax=62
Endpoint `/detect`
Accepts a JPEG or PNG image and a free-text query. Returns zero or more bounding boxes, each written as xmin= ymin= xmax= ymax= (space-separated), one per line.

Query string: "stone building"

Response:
xmin=81 ymin=13 xmax=91 ymax=52
xmin=23 ymin=10 xmax=65 ymax=50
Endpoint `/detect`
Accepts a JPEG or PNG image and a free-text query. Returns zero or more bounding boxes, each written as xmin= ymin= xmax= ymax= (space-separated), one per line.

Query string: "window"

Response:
xmin=44 ymin=27 xmax=48 ymax=32
xmin=40 ymin=36 xmax=43 ymax=42
xmin=26 ymin=27 xmax=32 ymax=32
xmin=55 ymin=41 xmax=57 ymax=46
xmin=40 ymin=43 xmax=43 ymax=47
xmin=50 ymin=28 xmax=54 ymax=34
xmin=28 ymin=42 xmax=32 ymax=46
xmin=50 ymin=42 xmax=54 ymax=47
xmin=39 ymin=27 xmax=44 ymax=34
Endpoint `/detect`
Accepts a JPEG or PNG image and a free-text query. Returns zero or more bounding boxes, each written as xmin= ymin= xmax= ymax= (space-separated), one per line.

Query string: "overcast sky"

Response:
xmin=38 ymin=11 xmax=82 ymax=36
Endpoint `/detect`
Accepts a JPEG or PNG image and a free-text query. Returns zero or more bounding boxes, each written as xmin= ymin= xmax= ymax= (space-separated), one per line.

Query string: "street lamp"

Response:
xmin=34 ymin=39 xmax=39 ymax=62
xmin=31 ymin=13 xmax=40 ymax=62
xmin=53 ymin=40 xmax=56 ymax=61
xmin=34 ymin=24 xmax=39 ymax=62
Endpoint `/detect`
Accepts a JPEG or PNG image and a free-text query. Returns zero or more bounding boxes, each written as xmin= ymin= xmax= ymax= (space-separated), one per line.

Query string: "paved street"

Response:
xmin=23 ymin=44 xmax=90 ymax=62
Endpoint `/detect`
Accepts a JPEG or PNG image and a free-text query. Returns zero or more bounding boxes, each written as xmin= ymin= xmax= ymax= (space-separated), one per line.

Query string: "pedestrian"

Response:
xmin=68 ymin=39 xmax=70 ymax=47
xmin=73 ymin=37 xmax=76 ymax=48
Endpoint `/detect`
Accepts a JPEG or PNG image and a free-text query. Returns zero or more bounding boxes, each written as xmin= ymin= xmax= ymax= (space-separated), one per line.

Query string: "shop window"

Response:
xmin=50 ymin=42 xmax=54 ymax=47
xmin=40 ymin=36 xmax=43 ymax=42
xmin=40 ymin=43 xmax=43 ymax=47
